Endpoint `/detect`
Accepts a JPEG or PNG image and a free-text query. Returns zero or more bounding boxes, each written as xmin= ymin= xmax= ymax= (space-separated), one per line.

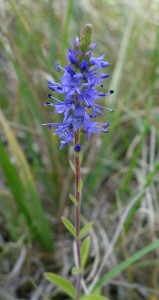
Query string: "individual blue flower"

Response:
xmin=90 ymin=55 xmax=110 ymax=68
xmin=62 ymin=72 xmax=83 ymax=95
xmin=74 ymin=36 xmax=80 ymax=47
xmin=67 ymin=48 xmax=79 ymax=64
xmin=85 ymin=43 xmax=97 ymax=56
xmin=79 ymin=61 xmax=88 ymax=71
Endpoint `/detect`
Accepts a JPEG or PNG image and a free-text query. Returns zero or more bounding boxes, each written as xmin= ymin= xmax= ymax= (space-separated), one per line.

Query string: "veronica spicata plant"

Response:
xmin=44 ymin=24 xmax=114 ymax=300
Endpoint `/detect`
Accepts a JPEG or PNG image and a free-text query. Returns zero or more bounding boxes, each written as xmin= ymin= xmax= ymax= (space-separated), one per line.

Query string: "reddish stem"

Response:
xmin=74 ymin=131 xmax=82 ymax=300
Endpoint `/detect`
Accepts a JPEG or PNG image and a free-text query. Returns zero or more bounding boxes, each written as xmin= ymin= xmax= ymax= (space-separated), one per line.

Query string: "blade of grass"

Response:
xmin=88 ymin=158 xmax=159 ymax=292
xmin=1 ymin=40 xmax=64 ymax=208
xmin=8 ymin=0 xmax=31 ymax=33
xmin=93 ymin=239 xmax=159 ymax=290
xmin=0 ymin=140 xmax=33 ymax=227
xmin=0 ymin=110 xmax=53 ymax=251
xmin=60 ymin=0 xmax=74 ymax=64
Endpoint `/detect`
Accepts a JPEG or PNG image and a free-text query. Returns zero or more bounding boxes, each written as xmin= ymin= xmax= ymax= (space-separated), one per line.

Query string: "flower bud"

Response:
xmin=79 ymin=24 xmax=93 ymax=54
xmin=74 ymin=144 xmax=81 ymax=152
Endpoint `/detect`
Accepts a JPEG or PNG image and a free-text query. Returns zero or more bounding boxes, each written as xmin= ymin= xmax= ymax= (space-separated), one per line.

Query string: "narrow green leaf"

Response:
xmin=44 ymin=272 xmax=75 ymax=299
xmin=69 ymin=194 xmax=79 ymax=206
xmin=78 ymin=179 xmax=83 ymax=193
xmin=69 ymin=160 xmax=75 ymax=173
xmin=82 ymin=295 xmax=109 ymax=300
xmin=81 ymin=236 xmax=91 ymax=268
xmin=80 ymin=222 xmax=93 ymax=238
xmin=61 ymin=217 xmax=76 ymax=237
xmin=94 ymin=239 xmax=159 ymax=290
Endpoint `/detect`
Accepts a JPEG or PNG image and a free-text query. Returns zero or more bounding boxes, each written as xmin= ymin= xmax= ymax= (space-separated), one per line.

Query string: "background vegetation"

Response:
xmin=0 ymin=0 xmax=159 ymax=299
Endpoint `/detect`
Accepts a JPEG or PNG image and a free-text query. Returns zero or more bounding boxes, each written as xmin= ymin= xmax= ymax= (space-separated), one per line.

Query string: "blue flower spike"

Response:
xmin=43 ymin=24 xmax=114 ymax=149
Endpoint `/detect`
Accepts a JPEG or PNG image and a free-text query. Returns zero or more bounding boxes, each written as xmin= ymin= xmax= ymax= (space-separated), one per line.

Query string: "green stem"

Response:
xmin=74 ymin=131 xmax=81 ymax=300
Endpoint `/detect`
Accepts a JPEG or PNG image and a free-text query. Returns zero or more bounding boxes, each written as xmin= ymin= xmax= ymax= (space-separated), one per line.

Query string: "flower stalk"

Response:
xmin=74 ymin=131 xmax=82 ymax=300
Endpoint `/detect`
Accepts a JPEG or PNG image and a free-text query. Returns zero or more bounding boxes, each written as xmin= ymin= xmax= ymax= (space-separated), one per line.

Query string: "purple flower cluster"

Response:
xmin=43 ymin=36 xmax=114 ymax=149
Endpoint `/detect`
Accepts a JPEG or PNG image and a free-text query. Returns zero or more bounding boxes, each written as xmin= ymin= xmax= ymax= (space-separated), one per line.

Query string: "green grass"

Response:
xmin=0 ymin=0 xmax=159 ymax=299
